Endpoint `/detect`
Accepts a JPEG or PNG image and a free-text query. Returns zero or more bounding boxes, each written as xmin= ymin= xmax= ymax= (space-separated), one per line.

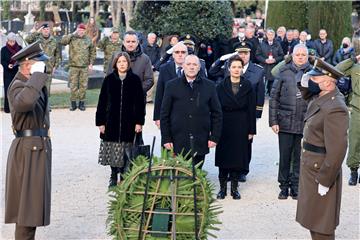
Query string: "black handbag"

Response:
xmin=98 ymin=140 xmax=131 ymax=167
xmin=130 ymin=132 xmax=150 ymax=160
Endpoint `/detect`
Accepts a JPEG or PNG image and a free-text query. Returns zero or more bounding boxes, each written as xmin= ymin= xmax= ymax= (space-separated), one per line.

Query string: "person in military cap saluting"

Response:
xmin=5 ymin=41 xmax=52 ymax=240
xmin=97 ymin=27 xmax=122 ymax=74
xmin=296 ymin=57 xmax=349 ymax=240
xmin=61 ymin=23 xmax=96 ymax=111
xmin=25 ymin=22 xmax=61 ymax=95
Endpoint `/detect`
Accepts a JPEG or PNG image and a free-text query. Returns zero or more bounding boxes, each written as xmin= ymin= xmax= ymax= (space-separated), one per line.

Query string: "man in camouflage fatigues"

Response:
xmin=60 ymin=23 xmax=96 ymax=111
xmin=336 ymin=53 xmax=360 ymax=185
xmin=25 ymin=23 xmax=61 ymax=94
xmin=97 ymin=27 xmax=122 ymax=73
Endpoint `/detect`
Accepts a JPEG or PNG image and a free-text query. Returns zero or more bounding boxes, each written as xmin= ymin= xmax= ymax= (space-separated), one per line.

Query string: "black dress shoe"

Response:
xmin=217 ymin=190 xmax=226 ymax=199
xmin=290 ymin=189 xmax=298 ymax=200
xmin=278 ymin=189 xmax=289 ymax=200
xmin=239 ymin=174 xmax=247 ymax=182
xmin=348 ymin=169 xmax=358 ymax=186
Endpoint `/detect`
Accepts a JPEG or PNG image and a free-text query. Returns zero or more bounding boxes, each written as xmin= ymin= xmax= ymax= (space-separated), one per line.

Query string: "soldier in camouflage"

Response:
xmin=25 ymin=23 xmax=61 ymax=94
xmin=97 ymin=27 xmax=122 ymax=73
xmin=60 ymin=23 xmax=96 ymax=111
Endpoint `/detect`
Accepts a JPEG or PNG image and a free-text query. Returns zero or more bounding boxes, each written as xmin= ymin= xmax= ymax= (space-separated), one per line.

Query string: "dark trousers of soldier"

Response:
xmin=310 ymin=230 xmax=335 ymax=240
xmin=218 ymin=168 xmax=241 ymax=182
xmin=69 ymin=67 xmax=89 ymax=101
xmin=15 ymin=225 xmax=36 ymax=240
xmin=278 ymin=132 xmax=302 ymax=191
xmin=346 ymin=108 xmax=360 ymax=169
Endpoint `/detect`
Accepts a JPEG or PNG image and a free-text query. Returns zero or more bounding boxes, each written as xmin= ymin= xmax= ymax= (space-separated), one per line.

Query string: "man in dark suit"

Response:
xmin=153 ymin=42 xmax=188 ymax=128
xmin=160 ymin=55 xmax=222 ymax=169
xmin=208 ymin=42 xmax=265 ymax=181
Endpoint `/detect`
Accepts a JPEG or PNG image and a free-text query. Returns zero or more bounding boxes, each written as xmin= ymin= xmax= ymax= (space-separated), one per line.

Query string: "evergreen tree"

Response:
xmin=39 ymin=1 xmax=47 ymax=21
xmin=307 ymin=1 xmax=353 ymax=50
xmin=1 ymin=0 xmax=11 ymax=20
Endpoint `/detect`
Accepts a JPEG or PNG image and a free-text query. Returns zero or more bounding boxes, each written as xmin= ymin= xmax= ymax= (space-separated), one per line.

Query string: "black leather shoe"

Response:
xmin=69 ymin=101 xmax=77 ymax=111
xmin=78 ymin=101 xmax=86 ymax=111
xmin=239 ymin=174 xmax=247 ymax=182
xmin=348 ymin=169 xmax=358 ymax=186
xmin=216 ymin=179 xmax=227 ymax=199
xmin=290 ymin=188 xmax=298 ymax=200
xmin=278 ymin=189 xmax=289 ymax=199
xmin=230 ymin=181 xmax=241 ymax=200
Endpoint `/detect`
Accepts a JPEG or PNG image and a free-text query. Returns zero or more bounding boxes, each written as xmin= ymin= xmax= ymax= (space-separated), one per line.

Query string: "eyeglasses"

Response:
xmin=174 ymin=51 xmax=187 ymax=54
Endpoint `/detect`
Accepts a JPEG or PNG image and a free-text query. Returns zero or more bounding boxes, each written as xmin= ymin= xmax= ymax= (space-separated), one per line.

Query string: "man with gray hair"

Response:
xmin=269 ymin=44 xmax=312 ymax=199
xmin=160 ymin=55 xmax=222 ymax=169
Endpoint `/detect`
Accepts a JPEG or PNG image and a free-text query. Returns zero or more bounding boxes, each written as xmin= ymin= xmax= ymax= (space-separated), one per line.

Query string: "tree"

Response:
xmin=266 ymin=1 xmax=308 ymax=31
xmin=308 ymin=1 xmax=353 ymax=50
xmin=39 ymin=1 xmax=47 ymax=21
xmin=2 ymin=0 xmax=11 ymax=20
xmin=131 ymin=0 xmax=233 ymax=41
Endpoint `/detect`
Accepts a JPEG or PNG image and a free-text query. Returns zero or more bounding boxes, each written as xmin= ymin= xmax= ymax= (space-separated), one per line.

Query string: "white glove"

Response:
xmin=219 ymin=52 xmax=237 ymax=61
xmin=318 ymin=183 xmax=329 ymax=196
xmin=30 ymin=61 xmax=46 ymax=74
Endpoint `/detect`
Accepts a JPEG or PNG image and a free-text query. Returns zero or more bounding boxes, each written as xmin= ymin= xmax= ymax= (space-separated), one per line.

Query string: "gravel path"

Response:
xmin=1 ymin=102 xmax=359 ymax=239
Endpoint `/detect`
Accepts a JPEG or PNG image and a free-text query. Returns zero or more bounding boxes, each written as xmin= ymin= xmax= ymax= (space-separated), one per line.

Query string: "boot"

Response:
xmin=69 ymin=101 xmax=77 ymax=111
xmin=216 ymin=179 xmax=227 ymax=199
xmin=230 ymin=180 xmax=241 ymax=200
xmin=278 ymin=188 xmax=289 ymax=200
xmin=348 ymin=168 xmax=358 ymax=186
xmin=290 ymin=188 xmax=298 ymax=200
xmin=79 ymin=101 xmax=86 ymax=111
xmin=109 ymin=168 xmax=118 ymax=188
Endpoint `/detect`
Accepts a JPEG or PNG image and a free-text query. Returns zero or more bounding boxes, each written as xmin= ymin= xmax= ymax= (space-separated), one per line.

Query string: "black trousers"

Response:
xmin=219 ymin=168 xmax=241 ymax=181
xmin=278 ymin=132 xmax=302 ymax=190
xmin=192 ymin=155 xmax=205 ymax=169
xmin=266 ymin=80 xmax=274 ymax=96
xmin=15 ymin=225 xmax=36 ymax=240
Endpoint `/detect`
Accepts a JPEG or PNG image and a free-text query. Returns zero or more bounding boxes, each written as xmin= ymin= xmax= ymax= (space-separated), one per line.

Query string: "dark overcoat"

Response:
xmin=5 ymin=72 xmax=51 ymax=227
xmin=160 ymin=75 xmax=222 ymax=156
xmin=95 ymin=69 xmax=145 ymax=142
xmin=215 ymin=77 xmax=256 ymax=169
xmin=296 ymin=88 xmax=349 ymax=234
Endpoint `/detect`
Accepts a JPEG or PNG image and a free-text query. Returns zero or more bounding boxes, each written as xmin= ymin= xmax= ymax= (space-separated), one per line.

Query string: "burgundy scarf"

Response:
xmin=6 ymin=42 xmax=21 ymax=65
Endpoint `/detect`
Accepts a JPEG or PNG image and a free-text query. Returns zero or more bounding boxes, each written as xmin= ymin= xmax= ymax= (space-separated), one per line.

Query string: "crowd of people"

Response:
xmin=2 ymin=14 xmax=360 ymax=240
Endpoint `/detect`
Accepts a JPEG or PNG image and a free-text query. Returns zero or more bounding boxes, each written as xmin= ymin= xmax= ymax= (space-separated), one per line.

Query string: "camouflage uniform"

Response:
xmin=97 ymin=37 xmax=122 ymax=73
xmin=25 ymin=32 xmax=61 ymax=93
xmin=336 ymin=58 xmax=360 ymax=170
xmin=60 ymin=34 xmax=96 ymax=101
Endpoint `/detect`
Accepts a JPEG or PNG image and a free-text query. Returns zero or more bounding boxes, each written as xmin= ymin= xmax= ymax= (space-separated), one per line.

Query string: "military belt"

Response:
xmin=303 ymin=142 xmax=326 ymax=154
xmin=14 ymin=129 xmax=49 ymax=138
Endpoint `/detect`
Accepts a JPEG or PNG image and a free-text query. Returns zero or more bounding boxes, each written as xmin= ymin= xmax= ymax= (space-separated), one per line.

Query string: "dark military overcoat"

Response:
xmin=5 ymin=72 xmax=52 ymax=227
xmin=296 ymin=88 xmax=349 ymax=234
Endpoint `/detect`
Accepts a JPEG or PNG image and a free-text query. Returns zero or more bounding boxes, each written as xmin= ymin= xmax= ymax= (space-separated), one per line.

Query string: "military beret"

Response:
xmin=301 ymin=57 xmax=345 ymax=87
xmin=234 ymin=41 xmax=251 ymax=52
xmin=41 ymin=23 xmax=49 ymax=28
xmin=11 ymin=40 xmax=49 ymax=63
xmin=77 ymin=23 xmax=86 ymax=30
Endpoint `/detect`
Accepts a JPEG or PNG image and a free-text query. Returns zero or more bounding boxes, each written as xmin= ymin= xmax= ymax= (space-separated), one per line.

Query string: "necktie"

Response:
xmin=189 ymin=80 xmax=194 ymax=89
xmin=177 ymin=67 xmax=182 ymax=77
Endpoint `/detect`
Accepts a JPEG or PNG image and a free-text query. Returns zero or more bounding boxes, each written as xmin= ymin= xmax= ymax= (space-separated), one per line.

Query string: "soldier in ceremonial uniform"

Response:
xmin=97 ymin=27 xmax=122 ymax=74
xmin=61 ymin=23 xmax=96 ymax=111
xmin=25 ymin=23 xmax=61 ymax=94
xmin=296 ymin=58 xmax=349 ymax=240
xmin=5 ymin=41 xmax=52 ymax=240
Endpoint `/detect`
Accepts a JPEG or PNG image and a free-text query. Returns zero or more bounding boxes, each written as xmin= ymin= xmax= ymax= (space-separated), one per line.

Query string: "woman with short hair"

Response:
xmin=96 ymin=52 xmax=145 ymax=188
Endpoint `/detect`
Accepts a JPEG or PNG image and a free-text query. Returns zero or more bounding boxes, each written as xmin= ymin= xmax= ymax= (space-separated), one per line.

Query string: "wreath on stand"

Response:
xmin=107 ymin=151 xmax=222 ymax=240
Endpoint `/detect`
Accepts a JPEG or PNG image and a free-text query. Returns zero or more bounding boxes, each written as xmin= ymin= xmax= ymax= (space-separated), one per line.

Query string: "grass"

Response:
xmin=1 ymin=89 xmax=101 ymax=110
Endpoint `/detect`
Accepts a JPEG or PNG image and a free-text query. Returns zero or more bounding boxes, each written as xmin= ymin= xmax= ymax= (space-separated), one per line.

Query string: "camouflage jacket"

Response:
xmin=60 ymin=34 xmax=96 ymax=68
xmin=336 ymin=58 xmax=360 ymax=110
xmin=25 ymin=32 xmax=61 ymax=74
xmin=97 ymin=37 xmax=122 ymax=71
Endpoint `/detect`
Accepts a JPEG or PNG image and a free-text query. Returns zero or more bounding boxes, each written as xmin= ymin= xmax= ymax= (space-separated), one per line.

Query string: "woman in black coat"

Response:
xmin=215 ymin=55 xmax=256 ymax=200
xmin=1 ymin=32 xmax=22 ymax=113
xmin=96 ymin=52 xmax=145 ymax=188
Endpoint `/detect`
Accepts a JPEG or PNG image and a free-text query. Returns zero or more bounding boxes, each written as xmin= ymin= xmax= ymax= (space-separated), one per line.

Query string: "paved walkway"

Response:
xmin=1 ymin=103 xmax=359 ymax=239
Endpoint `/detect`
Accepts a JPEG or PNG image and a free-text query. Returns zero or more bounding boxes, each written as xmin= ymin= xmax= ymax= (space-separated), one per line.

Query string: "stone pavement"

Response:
xmin=1 ymin=103 xmax=359 ymax=240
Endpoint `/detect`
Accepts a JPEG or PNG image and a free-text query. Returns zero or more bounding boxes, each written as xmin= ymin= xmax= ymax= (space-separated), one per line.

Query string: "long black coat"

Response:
xmin=314 ymin=39 xmax=334 ymax=64
xmin=160 ymin=75 xmax=222 ymax=156
xmin=215 ymin=77 xmax=256 ymax=169
xmin=1 ymin=44 xmax=22 ymax=112
xmin=256 ymin=40 xmax=284 ymax=82
xmin=96 ymin=69 xmax=145 ymax=142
